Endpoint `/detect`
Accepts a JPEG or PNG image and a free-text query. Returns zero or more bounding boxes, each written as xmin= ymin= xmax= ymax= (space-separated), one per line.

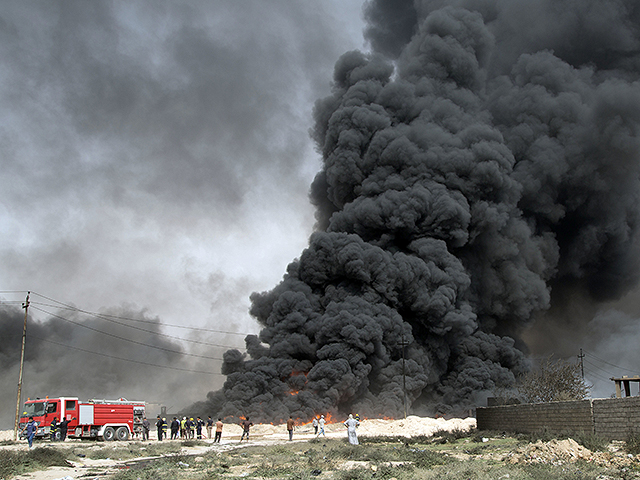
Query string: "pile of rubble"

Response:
xmin=502 ymin=438 xmax=639 ymax=468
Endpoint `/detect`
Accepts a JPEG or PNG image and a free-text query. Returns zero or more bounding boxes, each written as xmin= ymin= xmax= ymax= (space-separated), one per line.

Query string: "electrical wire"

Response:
xmin=30 ymin=291 xmax=254 ymax=336
xmin=582 ymin=364 xmax=612 ymax=383
xmin=3 ymin=290 xmax=256 ymax=352
xmin=584 ymin=351 xmax=638 ymax=375
xmin=30 ymin=305 xmax=227 ymax=361
xmin=583 ymin=358 xmax=617 ymax=378
xmin=30 ymin=301 xmax=247 ymax=350
xmin=29 ymin=335 xmax=225 ymax=375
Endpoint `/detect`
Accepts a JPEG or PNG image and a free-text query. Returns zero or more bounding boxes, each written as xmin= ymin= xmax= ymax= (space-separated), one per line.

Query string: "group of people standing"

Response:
xmin=48 ymin=416 xmax=71 ymax=442
xmin=284 ymin=413 xmax=360 ymax=444
xmin=22 ymin=412 xmax=361 ymax=447
xmin=143 ymin=416 xmax=224 ymax=442
xmin=312 ymin=413 xmax=360 ymax=444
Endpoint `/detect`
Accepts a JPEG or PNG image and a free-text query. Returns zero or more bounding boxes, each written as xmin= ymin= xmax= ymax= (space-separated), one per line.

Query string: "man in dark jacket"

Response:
xmin=58 ymin=417 xmax=69 ymax=441
xmin=156 ymin=415 xmax=163 ymax=441
xmin=171 ymin=417 xmax=180 ymax=440
xmin=142 ymin=417 xmax=150 ymax=441
xmin=196 ymin=417 xmax=204 ymax=439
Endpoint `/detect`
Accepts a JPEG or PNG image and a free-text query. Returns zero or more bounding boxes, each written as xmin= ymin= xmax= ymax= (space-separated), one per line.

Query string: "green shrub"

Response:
xmin=626 ymin=433 xmax=640 ymax=455
xmin=572 ymin=433 xmax=608 ymax=452
xmin=518 ymin=427 xmax=566 ymax=444
xmin=407 ymin=448 xmax=453 ymax=469
xmin=431 ymin=427 xmax=474 ymax=443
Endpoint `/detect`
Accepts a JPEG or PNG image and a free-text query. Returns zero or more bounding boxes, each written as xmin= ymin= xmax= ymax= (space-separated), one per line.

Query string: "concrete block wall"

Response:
xmin=477 ymin=397 xmax=640 ymax=440
xmin=476 ymin=400 xmax=594 ymax=435
xmin=593 ymin=397 xmax=640 ymax=440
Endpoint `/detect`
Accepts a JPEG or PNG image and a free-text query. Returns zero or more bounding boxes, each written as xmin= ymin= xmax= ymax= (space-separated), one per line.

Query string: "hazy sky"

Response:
xmin=0 ymin=0 xmax=367 ymax=419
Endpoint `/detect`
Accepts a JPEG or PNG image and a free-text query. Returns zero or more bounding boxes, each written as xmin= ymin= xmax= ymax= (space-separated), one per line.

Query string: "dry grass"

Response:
xmin=0 ymin=447 xmax=69 ymax=478
xmin=1 ymin=430 xmax=639 ymax=479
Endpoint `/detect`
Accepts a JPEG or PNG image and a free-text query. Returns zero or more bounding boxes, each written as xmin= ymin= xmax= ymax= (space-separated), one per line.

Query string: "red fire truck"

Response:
xmin=19 ymin=396 xmax=145 ymax=441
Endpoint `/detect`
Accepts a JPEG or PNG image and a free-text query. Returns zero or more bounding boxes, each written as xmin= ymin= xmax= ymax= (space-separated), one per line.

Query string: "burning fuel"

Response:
xmin=194 ymin=1 xmax=640 ymax=423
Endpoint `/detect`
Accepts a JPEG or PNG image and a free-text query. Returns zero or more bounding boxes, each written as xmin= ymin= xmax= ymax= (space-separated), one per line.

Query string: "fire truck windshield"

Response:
xmin=21 ymin=401 xmax=46 ymax=417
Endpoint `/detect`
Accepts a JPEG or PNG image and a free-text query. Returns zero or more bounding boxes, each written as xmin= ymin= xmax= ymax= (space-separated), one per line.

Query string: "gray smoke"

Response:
xmin=0 ymin=302 xmax=216 ymax=428
xmin=195 ymin=0 xmax=640 ymax=422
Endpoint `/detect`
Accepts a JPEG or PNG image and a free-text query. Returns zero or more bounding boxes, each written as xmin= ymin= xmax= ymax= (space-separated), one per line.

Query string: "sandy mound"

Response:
xmin=355 ymin=416 xmax=475 ymax=437
xmin=505 ymin=438 xmax=592 ymax=464
xmin=243 ymin=415 xmax=475 ymax=439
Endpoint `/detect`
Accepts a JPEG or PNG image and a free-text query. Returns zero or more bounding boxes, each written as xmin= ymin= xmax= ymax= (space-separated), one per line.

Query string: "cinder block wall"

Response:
xmin=593 ymin=397 xmax=640 ymax=440
xmin=476 ymin=400 xmax=594 ymax=434
xmin=477 ymin=397 xmax=640 ymax=440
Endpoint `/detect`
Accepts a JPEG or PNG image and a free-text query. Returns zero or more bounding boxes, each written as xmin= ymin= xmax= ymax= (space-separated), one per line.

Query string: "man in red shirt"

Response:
xmin=286 ymin=416 xmax=295 ymax=441
xmin=214 ymin=418 xmax=223 ymax=443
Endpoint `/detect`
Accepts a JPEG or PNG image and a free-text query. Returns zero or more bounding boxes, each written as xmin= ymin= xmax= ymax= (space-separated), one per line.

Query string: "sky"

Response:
xmin=0 ymin=0 xmax=367 ymax=426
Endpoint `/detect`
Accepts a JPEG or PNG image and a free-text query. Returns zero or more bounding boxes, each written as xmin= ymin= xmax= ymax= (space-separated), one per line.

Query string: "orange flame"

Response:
xmin=323 ymin=412 xmax=336 ymax=424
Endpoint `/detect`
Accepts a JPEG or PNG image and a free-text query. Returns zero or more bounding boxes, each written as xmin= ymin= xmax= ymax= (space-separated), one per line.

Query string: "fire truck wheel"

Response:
xmin=103 ymin=427 xmax=116 ymax=441
xmin=116 ymin=426 xmax=129 ymax=441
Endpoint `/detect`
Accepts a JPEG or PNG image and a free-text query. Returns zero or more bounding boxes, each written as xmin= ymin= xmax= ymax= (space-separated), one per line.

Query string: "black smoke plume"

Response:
xmin=195 ymin=0 xmax=640 ymax=422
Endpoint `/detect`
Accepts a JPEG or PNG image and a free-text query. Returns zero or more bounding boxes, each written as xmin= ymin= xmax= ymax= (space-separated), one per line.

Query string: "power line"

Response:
xmin=584 ymin=351 xmax=638 ymax=375
xmin=29 ymin=291 xmax=254 ymax=336
xmin=30 ymin=335 xmax=224 ymax=375
xmin=583 ymin=359 xmax=616 ymax=378
xmin=582 ymin=362 xmax=613 ymax=383
xmin=30 ymin=305 xmax=226 ymax=361
xmin=29 ymin=301 xmax=247 ymax=350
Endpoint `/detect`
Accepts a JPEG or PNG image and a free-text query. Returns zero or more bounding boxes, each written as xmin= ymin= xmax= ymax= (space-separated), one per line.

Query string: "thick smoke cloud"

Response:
xmin=191 ymin=0 xmax=640 ymax=422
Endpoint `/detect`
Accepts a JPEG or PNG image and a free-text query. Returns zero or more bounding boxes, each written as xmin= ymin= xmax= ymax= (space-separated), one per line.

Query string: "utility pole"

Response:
xmin=578 ymin=348 xmax=585 ymax=379
xmin=14 ymin=292 xmax=30 ymax=441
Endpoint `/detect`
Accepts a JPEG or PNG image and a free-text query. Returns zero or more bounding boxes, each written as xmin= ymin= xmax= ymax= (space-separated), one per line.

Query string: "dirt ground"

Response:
xmin=2 ymin=416 xmax=475 ymax=479
xmin=4 ymin=416 xmax=639 ymax=479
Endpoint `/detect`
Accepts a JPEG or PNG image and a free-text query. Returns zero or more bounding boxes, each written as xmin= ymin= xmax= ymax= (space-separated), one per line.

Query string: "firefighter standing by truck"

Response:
xmin=156 ymin=415 xmax=163 ymax=440
xmin=50 ymin=417 xmax=58 ymax=441
xmin=189 ymin=417 xmax=196 ymax=439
